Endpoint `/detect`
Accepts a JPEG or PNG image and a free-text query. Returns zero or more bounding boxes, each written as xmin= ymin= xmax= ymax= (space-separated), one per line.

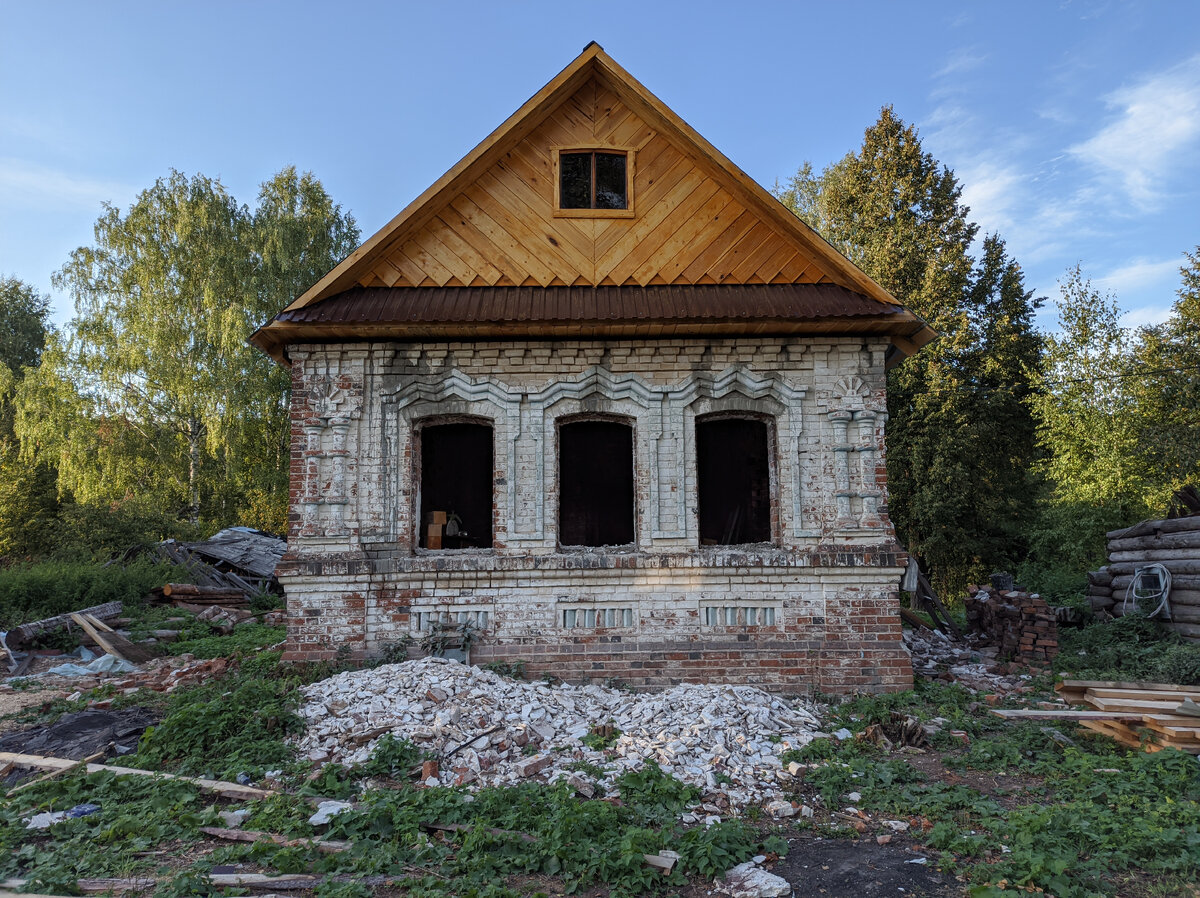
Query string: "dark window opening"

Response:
xmin=559 ymin=420 xmax=635 ymax=546
xmin=559 ymin=151 xmax=627 ymax=209
xmin=419 ymin=421 xmax=493 ymax=549
xmin=697 ymin=417 xmax=771 ymax=545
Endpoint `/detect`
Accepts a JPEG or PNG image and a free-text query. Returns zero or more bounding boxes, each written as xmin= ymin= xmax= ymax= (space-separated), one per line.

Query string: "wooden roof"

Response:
xmin=252 ymin=43 xmax=934 ymax=363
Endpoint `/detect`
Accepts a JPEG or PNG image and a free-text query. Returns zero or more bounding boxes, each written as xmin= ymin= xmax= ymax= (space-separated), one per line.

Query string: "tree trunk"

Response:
xmin=188 ymin=416 xmax=201 ymax=524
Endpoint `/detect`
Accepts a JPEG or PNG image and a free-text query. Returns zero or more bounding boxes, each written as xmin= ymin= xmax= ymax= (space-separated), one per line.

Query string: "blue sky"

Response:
xmin=2 ymin=1 xmax=1198 ymax=331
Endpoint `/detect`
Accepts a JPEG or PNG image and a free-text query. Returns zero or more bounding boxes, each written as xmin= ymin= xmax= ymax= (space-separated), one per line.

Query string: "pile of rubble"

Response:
xmin=903 ymin=627 xmax=1034 ymax=696
xmin=296 ymin=657 xmax=822 ymax=815
xmin=965 ymin=586 xmax=1059 ymax=664
xmin=1 ymin=654 xmax=247 ymax=705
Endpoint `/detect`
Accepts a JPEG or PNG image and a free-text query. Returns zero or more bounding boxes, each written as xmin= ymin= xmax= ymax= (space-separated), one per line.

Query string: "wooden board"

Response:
xmin=1086 ymin=687 xmax=1200 ymax=703
xmin=989 ymin=709 xmax=1146 ymax=720
xmin=0 ymin=752 xmax=274 ymax=800
xmin=349 ymin=78 xmax=838 ymax=292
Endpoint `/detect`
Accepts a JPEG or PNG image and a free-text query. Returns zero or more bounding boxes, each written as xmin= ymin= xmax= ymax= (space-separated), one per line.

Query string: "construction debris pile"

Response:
xmin=964 ymin=587 xmax=1058 ymax=665
xmin=137 ymin=527 xmax=285 ymax=604
xmin=1 ymin=654 xmax=237 ymax=702
xmin=1087 ymin=514 xmax=1200 ymax=642
xmin=297 ymin=657 xmax=822 ymax=815
xmin=902 ymin=627 xmax=1034 ymax=696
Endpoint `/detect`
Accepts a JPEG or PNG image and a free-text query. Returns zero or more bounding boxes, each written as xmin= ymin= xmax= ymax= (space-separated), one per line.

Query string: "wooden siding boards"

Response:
xmin=251 ymin=43 xmax=936 ymax=363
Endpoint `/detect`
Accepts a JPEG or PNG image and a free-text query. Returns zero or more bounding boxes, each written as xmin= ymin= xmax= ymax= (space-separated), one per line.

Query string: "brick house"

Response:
xmin=251 ymin=44 xmax=935 ymax=692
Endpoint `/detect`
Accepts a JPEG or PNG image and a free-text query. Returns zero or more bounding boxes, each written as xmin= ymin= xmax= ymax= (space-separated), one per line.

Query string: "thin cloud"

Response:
xmin=934 ymin=47 xmax=987 ymax=80
xmin=1069 ymin=54 xmax=1200 ymax=210
xmin=1120 ymin=304 xmax=1174 ymax=329
xmin=1096 ymin=257 xmax=1183 ymax=297
xmin=0 ymin=157 xmax=129 ymax=212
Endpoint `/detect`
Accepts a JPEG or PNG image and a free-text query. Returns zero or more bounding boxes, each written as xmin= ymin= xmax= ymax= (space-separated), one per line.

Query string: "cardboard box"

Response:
xmin=425 ymin=511 xmax=448 ymax=525
xmin=426 ymin=523 xmax=443 ymax=550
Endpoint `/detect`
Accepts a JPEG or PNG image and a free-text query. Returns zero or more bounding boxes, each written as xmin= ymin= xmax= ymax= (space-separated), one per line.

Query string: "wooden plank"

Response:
xmin=477 ymin=169 xmax=596 ymax=278
xmin=1086 ymin=687 xmax=1200 ymax=702
xmin=989 ymin=709 xmax=1146 ymax=720
xmin=678 ymin=208 xmax=757 ymax=282
xmin=1059 ymin=679 xmax=1200 ymax=693
xmin=449 ymin=192 xmax=559 ymax=286
xmin=603 ymin=176 xmax=717 ymax=283
xmin=1086 ymin=696 xmax=1188 ymax=713
xmin=631 ymin=187 xmax=735 ymax=284
xmin=427 ymin=216 xmax=506 ymax=285
xmin=9 ymin=749 xmax=107 ymax=794
xmin=199 ymin=826 xmax=350 ymax=854
xmin=69 ymin=613 xmax=129 ymax=663
xmin=0 ymin=752 xmax=274 ymax=800
xmin=467 ymin=178 xmax=581 ymax=281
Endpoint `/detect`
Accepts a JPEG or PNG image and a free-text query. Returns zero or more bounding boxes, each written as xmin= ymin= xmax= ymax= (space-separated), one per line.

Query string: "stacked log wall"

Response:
xmin=1088 ymin=516 xmax=1200 ymax=642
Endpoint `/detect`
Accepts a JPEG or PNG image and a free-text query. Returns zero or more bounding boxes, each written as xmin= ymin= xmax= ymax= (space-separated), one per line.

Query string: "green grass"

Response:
xmin=0 ymin=559 xmax=184 ymax=629
xmin=787 ymin=680 xmax=1200 ymax=898
xmin=1056 ymin=612 xmax=1200 ymax=685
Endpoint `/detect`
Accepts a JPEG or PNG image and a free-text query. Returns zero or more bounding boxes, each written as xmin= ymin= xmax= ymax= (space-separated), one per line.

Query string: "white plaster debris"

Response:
xmin=715 ymin=861 xmax=792 ymax=897
xmin=309 ymin=800 xmax=354 ymax=825
xmin=295 ymin=657 xmax=822 ymax=812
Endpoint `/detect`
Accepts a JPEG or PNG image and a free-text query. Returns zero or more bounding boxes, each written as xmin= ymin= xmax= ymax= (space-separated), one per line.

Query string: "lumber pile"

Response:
xmin=964 ymin=586 xmax=1058 ymax=664
xmin=1088 ymin=514 xmax=1200 ymax=642
xmin=1055 ymin=679 xmax=1200 ymax=753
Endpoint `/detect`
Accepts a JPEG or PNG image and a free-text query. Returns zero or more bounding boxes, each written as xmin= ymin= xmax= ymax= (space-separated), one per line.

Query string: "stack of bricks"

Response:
xmin=965 ymin=586 xmax=1059 ymax=664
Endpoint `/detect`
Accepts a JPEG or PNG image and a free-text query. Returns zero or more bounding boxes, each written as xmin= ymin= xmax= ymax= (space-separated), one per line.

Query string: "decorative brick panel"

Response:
xmin=279 ymin=337 xmax=912 ymax=693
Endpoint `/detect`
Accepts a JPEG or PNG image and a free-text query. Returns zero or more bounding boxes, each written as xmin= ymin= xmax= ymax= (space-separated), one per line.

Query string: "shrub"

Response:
xmin=0 ymin=560 xmax=182 ymax=628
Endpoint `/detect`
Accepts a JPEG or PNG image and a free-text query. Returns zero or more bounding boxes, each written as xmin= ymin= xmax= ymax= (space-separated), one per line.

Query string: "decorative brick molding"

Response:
xmin=279 ymin=337 xmax=912 ymax=693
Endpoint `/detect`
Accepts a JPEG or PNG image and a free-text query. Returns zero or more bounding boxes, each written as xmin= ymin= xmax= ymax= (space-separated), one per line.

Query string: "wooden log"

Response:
xmin=1108 ymin=531 xmax=1200 ymax=552
xmin=6 ymin=602 xmax=124 ymax=649
xmin=1167 ymin=621 xmax=1200 ymax=640
xmin=1166 ymin=605 xmax=1200 ymax=624
xmin=1106 ymin=560 xmax=1200 ymax=577
xmin=1108 ymin=517 xmax=1200 ymax=541
xmin=0 ymin=752 xmax=275 ymax=800
xmin=1108 ymin=548 xmax=1200 ymax=563
xmin=1113 ymin=575 xmax=1200 ymax=591
xmin=1087 ymin=568 xmax=1114 ymax=586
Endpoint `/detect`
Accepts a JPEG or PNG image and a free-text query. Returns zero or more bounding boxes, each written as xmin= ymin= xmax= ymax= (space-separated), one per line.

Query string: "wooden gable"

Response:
xmin=278 ymin=43 xmax=903 ymax=313
xmin=356 ymin=74 xmax=835 ymax=291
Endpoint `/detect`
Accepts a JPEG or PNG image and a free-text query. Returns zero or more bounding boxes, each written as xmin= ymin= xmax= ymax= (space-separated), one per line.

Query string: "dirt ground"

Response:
xmin=0 ymin=687 xmax=64 ymax=735
xmin=764 ymin=835 xmax=960 ymax=897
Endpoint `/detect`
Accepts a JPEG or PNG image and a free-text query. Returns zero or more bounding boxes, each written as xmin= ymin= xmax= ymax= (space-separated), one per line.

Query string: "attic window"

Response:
xmin=555 ymin=149 xmax=634 ymax=217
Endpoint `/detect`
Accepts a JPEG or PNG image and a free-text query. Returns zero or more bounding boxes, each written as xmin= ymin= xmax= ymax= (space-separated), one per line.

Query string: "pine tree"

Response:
xmin=778 ymin=108 xmax=1043 ymax=595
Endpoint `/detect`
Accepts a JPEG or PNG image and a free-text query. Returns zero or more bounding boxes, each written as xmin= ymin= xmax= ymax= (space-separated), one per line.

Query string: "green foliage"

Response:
xmin=580 ymin=723 xmax=621 ymax=751
xmin=1056 ymin=613 xmax=1200 ymax=684
xmin=133 ymin=651 xmax=302 ymax=777
xmin=777 ymin=108 xmax=1043 ymax=597
xmin=0 ymin=276 xmax=52 ymax=376
xmin=614 ymin=761 xmax=700 ymax=825
xmin=482 ymin=659 xmax=526 ymax=679
xmin=167 ymin=623 xmax=287 ymax=659
xmin=12 ymin=167 xmax=357 ymax=542
xmin=0 ymin=559 xmax=179 ymax=628
xmin=1024 ymin=250 xmax=1200 ymax=588
xmin=359 ymin=734 xmax=429 ymax=779
xmin=0 ymin=769 xmax=213 ymax=887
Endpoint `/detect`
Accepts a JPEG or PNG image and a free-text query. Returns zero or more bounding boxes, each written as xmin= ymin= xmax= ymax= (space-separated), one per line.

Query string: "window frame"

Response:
xmin=693 ymin=412 xmax=778 ymax=548
xmin=413 ymin=415 xmax=497 ymax=553
xmin=555 ymin=413 xmax=638 ymax=550
xmin=552 ymin=146 xmax=636 ymax=218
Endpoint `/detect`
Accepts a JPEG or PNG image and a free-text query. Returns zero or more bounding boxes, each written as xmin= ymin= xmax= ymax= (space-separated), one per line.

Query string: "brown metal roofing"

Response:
xmin=275 ymin=283 xmax=900 ymax=326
